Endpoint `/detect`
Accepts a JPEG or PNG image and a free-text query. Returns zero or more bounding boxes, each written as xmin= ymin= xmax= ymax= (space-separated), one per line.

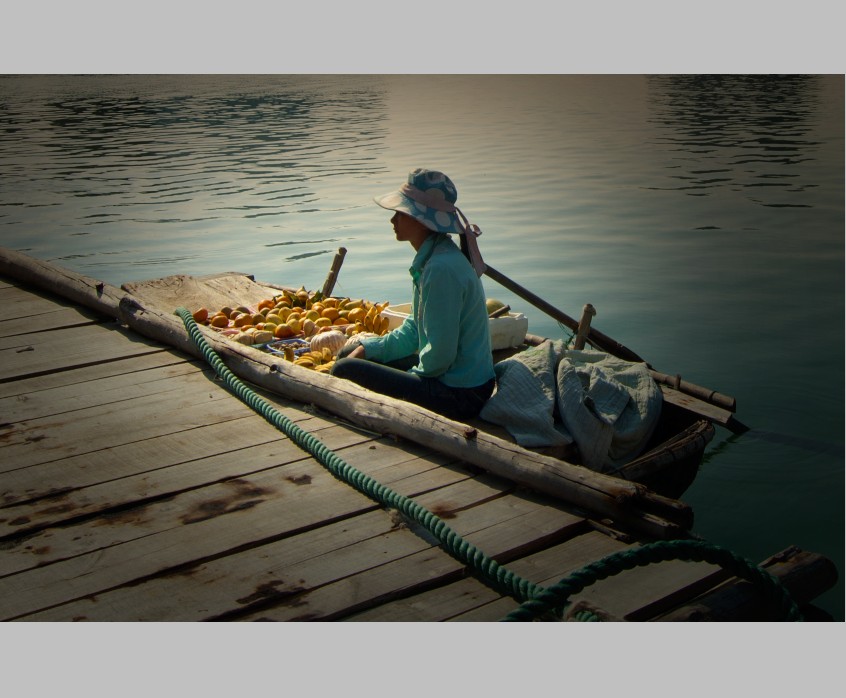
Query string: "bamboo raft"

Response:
xmin=0 ymin=246 xmax=837 ymax=621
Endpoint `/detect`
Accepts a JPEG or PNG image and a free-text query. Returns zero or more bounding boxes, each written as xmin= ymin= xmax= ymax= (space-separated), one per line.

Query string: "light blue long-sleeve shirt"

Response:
xmin=359 ymin=234 xmax=495 ymax=389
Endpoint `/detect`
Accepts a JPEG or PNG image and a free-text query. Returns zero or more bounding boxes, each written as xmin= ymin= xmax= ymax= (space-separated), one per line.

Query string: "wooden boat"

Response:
xmin=0 ymin=245 xmax=743 ymax=540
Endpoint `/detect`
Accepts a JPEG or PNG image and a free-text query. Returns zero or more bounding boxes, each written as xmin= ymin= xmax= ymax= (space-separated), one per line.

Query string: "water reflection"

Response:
xmin=646 ymin=74 xmax=824 ymax=207
xmin=0 ymin=75 xmax=390 ymax=255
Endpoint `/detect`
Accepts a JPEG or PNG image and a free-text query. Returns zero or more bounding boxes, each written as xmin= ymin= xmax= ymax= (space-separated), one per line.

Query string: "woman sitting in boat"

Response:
xmin=331 ymin=168 xmax=495 ymax=421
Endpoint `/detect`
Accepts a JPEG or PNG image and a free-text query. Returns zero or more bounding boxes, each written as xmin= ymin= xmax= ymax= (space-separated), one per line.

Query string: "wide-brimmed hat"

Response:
xmin=374 ymin=168 xmax=486 ymax=275
xmin=373 ymin=168 xmax=464 ymax=235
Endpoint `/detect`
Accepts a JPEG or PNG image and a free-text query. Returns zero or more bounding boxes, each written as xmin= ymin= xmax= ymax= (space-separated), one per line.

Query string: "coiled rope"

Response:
xmin=502 ymin=539 xmax=802 ymax=621
xmin=175 ymin=307 xmax=801 ymax=621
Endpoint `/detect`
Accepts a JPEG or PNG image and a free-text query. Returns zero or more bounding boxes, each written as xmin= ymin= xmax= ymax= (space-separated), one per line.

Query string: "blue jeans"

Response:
xmin=330 ymin=345 xmax=494 ymax=421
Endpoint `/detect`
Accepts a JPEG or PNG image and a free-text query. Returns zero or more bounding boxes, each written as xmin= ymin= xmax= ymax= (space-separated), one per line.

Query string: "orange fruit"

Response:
xmin=210 ymin=314 xmax=229 ymax=328
xmin=274 ymin=324 xmax=295 ymax=339
xmin=347 ymin=307 xmax=366 ymax=323
xmin=192 ymin=307 xmax=209 ymax=323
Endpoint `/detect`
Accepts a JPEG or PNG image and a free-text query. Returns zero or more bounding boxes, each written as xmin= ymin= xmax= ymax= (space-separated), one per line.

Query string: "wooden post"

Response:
xmin=321 ymin=247 xmax=347 ymax=298
xmin=573 ymin=303 xmax=596 ymax=350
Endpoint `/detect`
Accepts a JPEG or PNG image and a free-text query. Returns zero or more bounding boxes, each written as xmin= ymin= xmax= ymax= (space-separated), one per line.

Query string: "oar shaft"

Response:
xmin=483 ymin=263 xmax=740 ymax=417
xmin=483 ymin=264 xmax=645 ymax=363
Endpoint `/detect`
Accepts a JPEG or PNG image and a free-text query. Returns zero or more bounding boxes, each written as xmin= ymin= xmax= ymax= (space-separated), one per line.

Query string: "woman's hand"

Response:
xmin=348 ymin=344 xmax=366 ymax=359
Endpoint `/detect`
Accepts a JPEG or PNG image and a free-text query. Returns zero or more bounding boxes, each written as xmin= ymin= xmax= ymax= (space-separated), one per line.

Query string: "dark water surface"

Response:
xmin=1 ymin=74 xmax=843 ymax=619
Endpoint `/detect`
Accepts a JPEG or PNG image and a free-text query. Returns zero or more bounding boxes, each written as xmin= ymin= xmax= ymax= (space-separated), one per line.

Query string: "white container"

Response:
xmin=382 ymin=303 xmax=529 ymax=351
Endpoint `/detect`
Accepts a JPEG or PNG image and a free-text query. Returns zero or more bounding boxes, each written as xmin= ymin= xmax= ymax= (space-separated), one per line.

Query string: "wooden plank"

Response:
xmin=0 ymin=423 xmax=390 ymax=576
xmin=0 ymin=283 xmax=82 ymax=321
xmin=484 ymin=547 xmax=723 ymax=621
xmin=0 ymin=437 xmax=463 ymax=577
xmin=0 ymin=360 xmax=208 ymax=424
xmin=657 ymin=547 xmax=839 ymax=621
xmin=0 ymin=305 xmax=102 ymax=337
xmin=24 ymin=506 xmax=422 ymax=621
xmin=436 ymin=536 xmax=721 ymax=622
xmin=0 ymin=417 xmax=372 ymax=533
xmin=20 ymin=479 xmax=582 ymax=621
xmin=0 ymin=322 xmax=166 ymax=382
xmin=659 ymin=386 xmax=737 ymax=429
xmin=237 ymin=494 xmax=590 ymax=622
xmin=0 ymin=441 xmax=479 ymax=619
xmin=0 ymin=372 xmax=247 ymax=472
xmin=347 ymin=529 xmax=629 ymax=621
xmin=0 ymin=348 xmax=190 ymax=400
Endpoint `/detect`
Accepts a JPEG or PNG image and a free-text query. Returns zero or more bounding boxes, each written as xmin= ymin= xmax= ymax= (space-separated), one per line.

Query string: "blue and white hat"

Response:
xmin=374 ymin=168 xmax=487 ymax=275
xmin=373 ymin=168 xmax=464 ymax=235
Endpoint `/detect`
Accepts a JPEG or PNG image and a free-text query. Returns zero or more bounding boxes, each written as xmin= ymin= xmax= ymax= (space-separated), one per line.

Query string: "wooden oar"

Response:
xmin=484 ymin=264 xmax=646 ymax=363
xmin=483 ymin=263 xmax=747 ymax=431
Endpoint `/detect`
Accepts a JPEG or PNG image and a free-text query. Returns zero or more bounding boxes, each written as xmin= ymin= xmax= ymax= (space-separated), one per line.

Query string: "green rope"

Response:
xmin=502 ymin=539 xmax=803 ymax=621
xmin=175 ymin=307 xmax=802 ymax=622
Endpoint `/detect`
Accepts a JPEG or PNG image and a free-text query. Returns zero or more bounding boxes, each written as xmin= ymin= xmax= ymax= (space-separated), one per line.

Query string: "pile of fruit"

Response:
xmin=189 ymin=286 xmax=393 ymax=372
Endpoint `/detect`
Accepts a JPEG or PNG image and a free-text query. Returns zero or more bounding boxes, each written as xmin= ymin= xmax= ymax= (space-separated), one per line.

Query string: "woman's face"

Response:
xmin=390 ymin=211 xmax=428 ymax=244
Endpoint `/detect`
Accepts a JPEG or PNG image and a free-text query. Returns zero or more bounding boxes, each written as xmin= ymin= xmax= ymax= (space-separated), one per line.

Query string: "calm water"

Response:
xmin=1 ymin=74 xmax=843 ymax=619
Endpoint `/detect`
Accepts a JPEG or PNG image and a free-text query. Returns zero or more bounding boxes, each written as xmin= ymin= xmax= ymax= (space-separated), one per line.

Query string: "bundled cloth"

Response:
xmin=479 ymin=340 xmax=662 ymax=473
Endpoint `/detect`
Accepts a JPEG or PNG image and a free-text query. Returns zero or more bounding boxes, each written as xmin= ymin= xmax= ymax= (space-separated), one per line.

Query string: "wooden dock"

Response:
xmin=0 ymin=268 xmax=837 ymax=621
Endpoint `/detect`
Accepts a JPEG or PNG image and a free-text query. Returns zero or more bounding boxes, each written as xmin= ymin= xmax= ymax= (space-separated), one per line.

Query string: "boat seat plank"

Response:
xmin=659 ymin=387 xmax=735 ymax=428
xmin=0 ymin=322 xmax=166 ymax=382
xmin=122 ymin=272 xmax=277 ymax=318
xmin=347 ymin=529 xmax=629 ymax=621
xmin=0 ymin=445 xmax=488 ymax=620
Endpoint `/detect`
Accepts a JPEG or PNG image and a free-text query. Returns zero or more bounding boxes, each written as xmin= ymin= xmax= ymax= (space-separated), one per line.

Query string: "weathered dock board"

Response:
xmin=0 ymin=273 xmax=836 ymax=621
